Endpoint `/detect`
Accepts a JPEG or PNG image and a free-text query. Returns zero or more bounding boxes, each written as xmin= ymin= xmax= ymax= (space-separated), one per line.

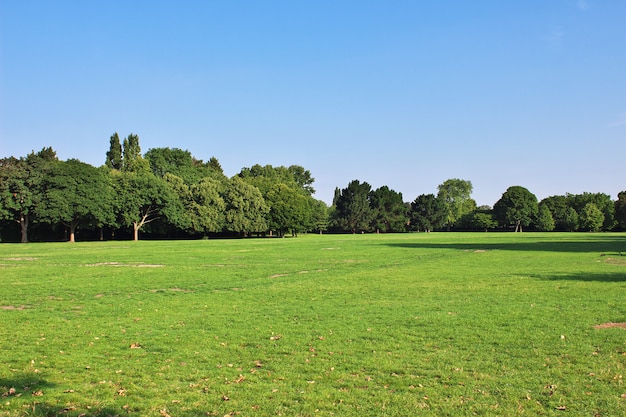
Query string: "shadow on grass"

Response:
xmin=533 ymin=271 xmax=626 ymax=283
xmin=0 ymin=375 xmax=123 ymax=417
xmin=386 ymin=235 xmax=626 ymax=254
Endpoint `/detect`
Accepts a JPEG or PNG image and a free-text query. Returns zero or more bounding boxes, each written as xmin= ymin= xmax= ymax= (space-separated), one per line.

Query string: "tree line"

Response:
xmin=1 ymin=133 xmax=625 ymax=242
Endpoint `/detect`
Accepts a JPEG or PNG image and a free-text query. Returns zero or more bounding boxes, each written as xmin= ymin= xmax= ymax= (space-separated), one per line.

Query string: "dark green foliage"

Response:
xmin=566 ymin=192 xmax=616 ymax=231
xmin=615 ymin=191 xmax=626 ymax=230
xmin=105 ymin=133 xmax=123 ymax=169
xmin=37 ymin=160 xmax=114 ymax=242
xmin=493 ymin=186 xmax=538 ymax=232
xmin=409 ymin=194 xmax=446 ymax=232
xmin=332 ymin=180 xmax=375 ymax=233
xmin=369 ymin=186 xmax=408 ymax=233
xmin=0 ymin=148 xmax=57 ymax=242
xmin=535 ymin=204 xmax=555 ymax=231
xmin=145 ymin=147 xmax=225 ymax=183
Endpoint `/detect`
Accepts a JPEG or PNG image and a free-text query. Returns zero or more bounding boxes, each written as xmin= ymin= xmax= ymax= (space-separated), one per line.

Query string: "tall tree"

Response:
xmin=409 ymin=194 xmax=446 ymax=232
xmin=0 ymin=148 xmax=56 ymax=242
xmin=540 ymin=195 xmax=571 ymax=231
xmin=265 ymin=183 xmax=310 ymax=237
xmin=579 ymin=203 xmax=604 ymax=232
xmin=535 ymin=205 xmax=555 ymax=232
xmin=493 ymin=186 xmax=538 ymax=232
xmin=566 ymin=192 xmax=616 ymax=231
xmin=105 ymin=133 xmax=123 ymax=169
xmin=37 ymin=159 xmax=114 ymax=242
xmin=615 ymin=191 xmax=626 ymax=230
xmin=222 ymin=176 xmax=269 ymax=236
xmin=122 ymin=134 xmax=150 ymax=173
xmin=370 ymin=186 xmax=408 ymax=233
xmin=437 ymin=178 xmax=473 ymax=231
xmin=111 ymin=170 xmax=181 ymax=240
xmin=333 ymin=180 xmax=374 ymax=233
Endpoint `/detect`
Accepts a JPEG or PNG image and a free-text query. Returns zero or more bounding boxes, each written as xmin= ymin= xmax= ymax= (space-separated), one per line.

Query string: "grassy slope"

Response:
xmin=0 ymin=233 xmax=625 ymax=416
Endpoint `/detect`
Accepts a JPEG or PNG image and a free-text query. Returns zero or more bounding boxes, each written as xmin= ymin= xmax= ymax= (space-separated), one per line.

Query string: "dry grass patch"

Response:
xmin=594 ymin=322 xmax=626 ymax=330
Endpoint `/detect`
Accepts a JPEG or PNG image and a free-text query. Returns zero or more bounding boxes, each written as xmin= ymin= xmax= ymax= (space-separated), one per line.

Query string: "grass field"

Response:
xmin=1 ymin=232 xmax=625 ymax=416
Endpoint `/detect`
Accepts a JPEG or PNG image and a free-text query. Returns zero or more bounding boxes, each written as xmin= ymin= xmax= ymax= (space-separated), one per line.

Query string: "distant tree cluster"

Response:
xmin=0 ymin=134 xmax=326 ymax=242
xmin=1 ymin=134 xmax=625 ymax=242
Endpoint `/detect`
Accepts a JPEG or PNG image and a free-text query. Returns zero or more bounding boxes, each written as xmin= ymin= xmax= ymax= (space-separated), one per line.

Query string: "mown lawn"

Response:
xmin=1 ymin=232 xmax=625 ymax=416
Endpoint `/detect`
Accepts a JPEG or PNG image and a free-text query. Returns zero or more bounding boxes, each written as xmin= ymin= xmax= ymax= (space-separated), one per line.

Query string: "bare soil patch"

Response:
xmin=2 ymin=257 xmax=37 ymax=261
xmin=86 ymin=262 xmax=164 ymax=268
xmin=0 ymin=305 xmax=28 ymax=310
xmin=603 ymin=257 xmax=626 ymax=266
xmin=594 ymin=322 xmax=626 ymax=330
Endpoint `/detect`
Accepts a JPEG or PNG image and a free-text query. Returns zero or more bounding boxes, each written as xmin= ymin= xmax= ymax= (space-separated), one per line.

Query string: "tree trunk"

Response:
xmin=19 ymin=213 xmax=29 ymax=243
xmin=133 ymin=223 xmax=140 ymax=241
xmin=69 ymin=227 xmax=76 ymax=243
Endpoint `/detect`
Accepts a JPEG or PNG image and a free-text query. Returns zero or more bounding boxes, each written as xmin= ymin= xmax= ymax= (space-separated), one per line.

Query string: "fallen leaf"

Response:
xmin=32 ymin=390 xmax=43 ymax=397
xmin=130 ymin=343 xmax=142 ymax=349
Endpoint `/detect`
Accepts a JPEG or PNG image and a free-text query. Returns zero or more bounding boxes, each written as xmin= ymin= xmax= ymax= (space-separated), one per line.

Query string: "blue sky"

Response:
xmin=1 ymin=1 xmax=625 ymax=206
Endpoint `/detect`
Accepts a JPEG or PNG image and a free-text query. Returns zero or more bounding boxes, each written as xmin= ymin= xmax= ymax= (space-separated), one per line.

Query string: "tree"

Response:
xmin=437 ymin=178 xmax=474 ymax=231
xmin=188 ymin=177 xmax=226 ymax=235
xmin=105 ymin=133 xmax=123 ymax=169
xmin=615 ymin=191 xmax=626 ymax=230
xmin=566 ymin=192 xmax=616 ymax=231
xmin=409 ymin=194 xmax=446 ymax=232
xmin=369 ymin=186 xmax=408 ymax=233
xmin=493 ymin=186 xmax=538 ymax=232
xmin=540 ymin=195 xmax=571 ymax=231
xmin=470 ymin=212 xmax=498 ymax=232
xmin=309 ymin=199 xmax=329 ymax=234
xmin=333 ymin=180 xmax=375 ymax=233
xmin=579 ymin=202 xmax=604 ymax=232
xmin=0 ymin=148 xmax=56 ymax=242
xmin=145 ymin=147 xmax=225 ymax=184
xmin=265 ymin=183 xmax=310 ymax=237
xmin=111 ymin=171 xmax=181 ymax=240
xmin=562 ymin=206 xmax=579 ymax=232
xmin=222 ymin=176 xmax=269 ymax=236
xmin=37 ymin=159 xmax=114 ymax=242
xmin=122 ymin=134 xmax=150 ymax=173
xmin=535 ymin=205 xmax=555 ymax=231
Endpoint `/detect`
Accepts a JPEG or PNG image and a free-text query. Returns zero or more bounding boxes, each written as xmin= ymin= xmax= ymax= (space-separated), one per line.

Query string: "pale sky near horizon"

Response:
xmin=1 ymin=1 xmax=625 ymax=206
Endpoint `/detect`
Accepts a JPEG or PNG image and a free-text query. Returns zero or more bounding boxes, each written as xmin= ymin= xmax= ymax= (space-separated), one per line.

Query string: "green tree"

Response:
xmin=105 ymin=133 xmax=123 ymax=169
xmin=333 ymin=180 xmax=375 ymax=233
xmin=493 ymin=186 xmax=538 ymax=232
xmin=579 ymin=202 xmax=604 ymax=232
xmin=309 ymin=199 xmax=329 ymax=234
xmin=615 ymin=191 xmax=626 ymax=230
xmin=111 ymin=170 xmax=181 ymax=240
xmin=562 ymin=206 xmax=579 ymax=232
xmin=566 ymin=192 xmax=616 ymax=231
xmin=222 ymin=176 xmax=269 ymax=236
xmin=265 ymin=183 xmax=310 ymax=237
xmin=540 ymin=195 xmax=570 ymax=231
xmin=369 ymin=186 xmax=408 ymax=233
xmin=0 ymin=148 xmax=56 ymax=242
xmin=121 ymin=134 xmax=150 ymax=173
xmin=145 ymin=148 xmax=225 ymax=184
xmin=37 ymin=159 xmax=114 ymax=242
xmin=409 ymin=194 xmax=446 ymax=232
xmin=189 ymin=177 xmax=226 ymax=235
xmin=470 ymin=212 xmax=498 ymax=232
xmin=535 ymin=204 xmax=555 ymax=231
xmin=437 ymin=178 xmax=473 ymax=231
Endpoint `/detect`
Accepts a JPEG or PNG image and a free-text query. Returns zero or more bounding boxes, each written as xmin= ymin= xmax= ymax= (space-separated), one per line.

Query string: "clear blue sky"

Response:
xmin=1 ymin=1 xmax=625 ymax=206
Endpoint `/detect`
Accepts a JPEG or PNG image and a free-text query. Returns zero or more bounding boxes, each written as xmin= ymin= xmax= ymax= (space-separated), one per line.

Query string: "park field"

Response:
xmin=1 ymin=233 xmax=625 ymax=416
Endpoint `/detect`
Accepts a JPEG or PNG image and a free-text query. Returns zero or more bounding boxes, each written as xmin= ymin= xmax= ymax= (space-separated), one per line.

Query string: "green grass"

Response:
xmin=1 ymin=232 xmax=626 ymax=416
